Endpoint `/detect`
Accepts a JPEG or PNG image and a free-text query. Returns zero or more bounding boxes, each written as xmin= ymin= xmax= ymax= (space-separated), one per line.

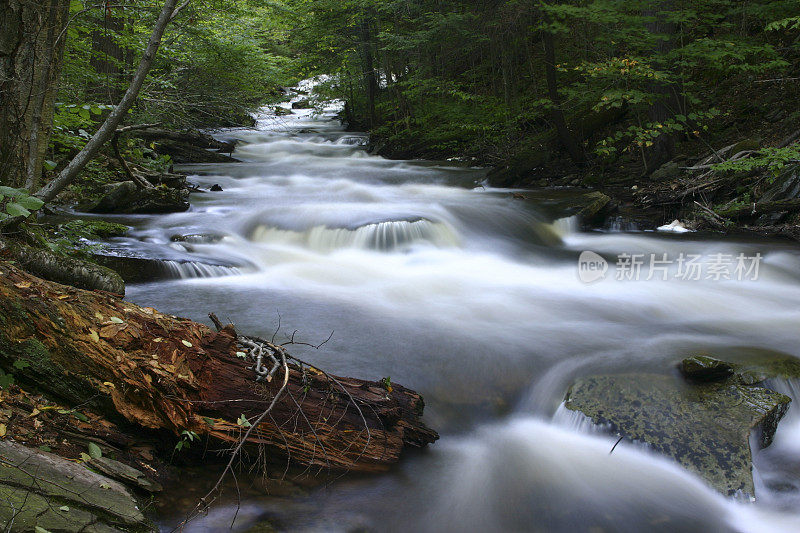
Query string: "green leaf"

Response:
xmin=73 ymin=412 xmax=89 ymax=422
xmin=6 ymin=203 xmax=31 ymax=218
xmin=79 ymin=452 xmax=92 ymax=462
xmin=59 ymin=506 xmax=70 ymax=512
xmin=202 ymin=417 xmax=216 ymax=426
xmin=17 ymin=195 xmax=44 ymax=211
xmin=44 ymin=160 xmax=57 ymax=171
xmin=38 ymin=445 xmax=52 ymax=452
xmin=0 ymin=186 xmax=26 ymax=198
xmin=35 ymin=526 xmax=53 ymax=533
xmin=109 ymin=317 xmax=124 ymax=324
xmin=12 ymin=360 xmax=30 ymax=370
xmin=237 ymin=414 xmax=252 ymax=428
xmin=0 ymin=370 xmax=14 ymax=389
xmin=87 ymin=442 xmax=102 ymax=459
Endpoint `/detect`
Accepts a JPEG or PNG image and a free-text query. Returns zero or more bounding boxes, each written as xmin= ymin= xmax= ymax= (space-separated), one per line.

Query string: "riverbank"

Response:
xmin=358 ymin=87 xmax=800 ymax=240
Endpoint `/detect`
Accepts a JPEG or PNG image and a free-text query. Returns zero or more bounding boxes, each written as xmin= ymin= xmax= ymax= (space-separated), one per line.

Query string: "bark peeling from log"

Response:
xmin=0 ymin=262 xmax=438 ymax=474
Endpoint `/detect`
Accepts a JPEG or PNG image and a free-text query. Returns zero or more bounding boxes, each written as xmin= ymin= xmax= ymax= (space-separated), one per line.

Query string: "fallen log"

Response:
xmin=0 ymin=261 xmax=438 ymax=474
xmin=716 ymin=198 xmax=800 ymax=219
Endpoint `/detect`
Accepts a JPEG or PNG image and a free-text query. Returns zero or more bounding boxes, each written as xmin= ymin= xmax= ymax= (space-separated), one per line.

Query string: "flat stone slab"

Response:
xmin=0 ymin=440 xmax=152 ymax=532
xmin=564 ymin=372 xmax=790 ymax=496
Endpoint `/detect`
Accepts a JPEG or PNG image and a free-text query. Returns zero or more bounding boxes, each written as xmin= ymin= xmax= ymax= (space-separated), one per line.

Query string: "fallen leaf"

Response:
xmin=0 ymin=424 xmax=6 ymax=438
xmin=79 ymin=452 xmax=91 ymax=462
xmin=100 ymin=323 xmax=127 ymax=338
xmin=110 ymin=317 xmax=124 ymax=324
xmin=87 ymin=442 xmax=102 ymax=459
xmin=88 ymin=329 xmax=100 ymax=343
xmin=57 ymin=295 xmax=69 ymax=300
xmin=14 ymin=281 xmax=31 ymax=289
xmin=29 ymin=408 xmax=40 ymax=418
xmin=94 ymin=312 xmax=104 ymax=321
xmin=181 ymin=340 xmax=193 ymax=347
xmin=153 ymin=337 xmax=163 ymax=343
xmin=59 ymin=506 xmax=70 ymax=512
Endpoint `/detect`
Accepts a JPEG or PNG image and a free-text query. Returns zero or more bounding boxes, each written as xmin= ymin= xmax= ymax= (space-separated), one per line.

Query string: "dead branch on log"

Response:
xmin=0 ymin=263 xmax=437 ymax=529
xmin=111 ymin=133 xmax=154 ymax=190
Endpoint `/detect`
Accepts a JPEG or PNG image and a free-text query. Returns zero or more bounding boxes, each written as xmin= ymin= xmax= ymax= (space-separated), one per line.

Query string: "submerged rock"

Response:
xmin=564 ymin=372 xmax=790 ymax=496
xmin=0 ymin=440 xmax=153 ymax=532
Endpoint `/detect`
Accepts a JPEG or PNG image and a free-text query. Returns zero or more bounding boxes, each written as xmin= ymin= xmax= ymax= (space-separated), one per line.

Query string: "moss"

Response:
xmin=564 ymin=372 xmax=790 ymax=496
xmin=59 ymin=219 xmax=130 ymax=240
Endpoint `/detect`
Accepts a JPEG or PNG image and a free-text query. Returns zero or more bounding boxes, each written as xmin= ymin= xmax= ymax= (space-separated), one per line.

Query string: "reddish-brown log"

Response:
xmin=0 ymin=262 xmax=437 ymax=473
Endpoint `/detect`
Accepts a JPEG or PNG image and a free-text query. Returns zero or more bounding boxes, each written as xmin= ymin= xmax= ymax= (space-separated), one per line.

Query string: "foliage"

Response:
xmin=712 ymin=144 xmax=800 ymax=177
xmin=287 ymin=0 xmax=800 ymax=166
xmin=0 ymin=187 xmax=45 ymax=221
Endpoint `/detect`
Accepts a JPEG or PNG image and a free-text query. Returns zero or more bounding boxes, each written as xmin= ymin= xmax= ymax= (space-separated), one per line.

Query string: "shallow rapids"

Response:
xmin=88 ymin=101 xmax=800 ymax=531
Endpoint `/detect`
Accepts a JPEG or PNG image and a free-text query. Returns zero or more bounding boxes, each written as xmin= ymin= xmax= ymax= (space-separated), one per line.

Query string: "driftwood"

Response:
xmin=0 ymin=262 xmax=438 ymax=474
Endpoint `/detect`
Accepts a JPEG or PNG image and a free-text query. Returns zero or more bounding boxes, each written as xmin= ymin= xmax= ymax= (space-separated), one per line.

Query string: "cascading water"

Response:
xmin=88 ymin=91 xmax=800 ymax=531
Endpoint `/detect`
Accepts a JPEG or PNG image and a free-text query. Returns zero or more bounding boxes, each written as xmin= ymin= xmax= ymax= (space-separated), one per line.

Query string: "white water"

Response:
xmin=92 ymin=99 xmax=800 ymax=531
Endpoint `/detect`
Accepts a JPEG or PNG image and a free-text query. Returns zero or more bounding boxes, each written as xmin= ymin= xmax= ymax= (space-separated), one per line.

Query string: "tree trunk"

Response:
xmin=542 ymin=29 xmax=585 ymax=165
xmin=36 ymin=0 xmax=185 ymax=203
xmin=643 ymin=3 xmax=679 ymax=172
xmin=89 ymin=7 xmax=127 ymax=103
xmin=0 ymin=0 xmax=70 ymax=190
xmin=359 ymin=15 xmax=378 ymax=129
xmin=0 ymin=262 xmax=438 ymax=473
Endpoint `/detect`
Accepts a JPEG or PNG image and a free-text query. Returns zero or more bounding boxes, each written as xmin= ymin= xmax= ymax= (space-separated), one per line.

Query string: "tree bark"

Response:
xmin=643 ymin=2 xmax=679 ymax=172
xmin=89 ymin=7 xmax=127 ymax=103
xmin=36 ymin=0 xmax=187 ymax=203
xmin=0 ymin=0 xmax=70 ymax=190
xmin=542 ymin=29 xmax=585 ymax=164
xmin=0 ymin=262 xmax=438 ymax=473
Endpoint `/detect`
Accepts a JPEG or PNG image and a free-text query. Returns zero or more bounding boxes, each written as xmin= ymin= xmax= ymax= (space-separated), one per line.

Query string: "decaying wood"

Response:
xmin=0 ymin=262 xmax=438 ymax=474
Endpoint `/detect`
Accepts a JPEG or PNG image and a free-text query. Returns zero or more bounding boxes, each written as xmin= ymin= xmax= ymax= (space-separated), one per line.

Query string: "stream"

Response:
xmin=88 ymin=98 xmax=800 ymax=532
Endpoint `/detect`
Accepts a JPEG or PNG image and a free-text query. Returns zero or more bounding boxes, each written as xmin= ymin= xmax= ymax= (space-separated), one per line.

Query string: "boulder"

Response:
xmin=650 ymin=160 xmax=681 ymax=181
xmin=291 ymin=99 xmax=312 ymax=109
xmin=564 ymin=371 xmax=790 ymax=496
xmin=87 ymin=181 xmax=190 ymax=214
xmin=0 ymin=440 xmax=153 ymax=532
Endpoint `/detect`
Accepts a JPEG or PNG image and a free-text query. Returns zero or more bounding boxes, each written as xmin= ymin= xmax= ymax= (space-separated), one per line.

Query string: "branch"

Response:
xmin=36 ymin=0 xmax=180 ymax=203
xmin=170 ymin=0 xmax=191 ymax=21
xmin=115 ymin=122 xmax=162 ymax=134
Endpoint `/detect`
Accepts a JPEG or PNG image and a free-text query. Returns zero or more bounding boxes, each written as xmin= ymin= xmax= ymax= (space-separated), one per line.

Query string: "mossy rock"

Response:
xmin=85 ymin=181 xmax=190 ymax=214
xmin=564 ymin=372 xmax=790 ymax=496
xmin=0 ymin=440 xmax=153 ymax=532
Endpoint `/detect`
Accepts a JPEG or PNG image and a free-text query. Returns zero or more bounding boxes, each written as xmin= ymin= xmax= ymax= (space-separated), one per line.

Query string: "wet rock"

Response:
xmin=274 ymin=106 xmax=292 ymax=116
xmin=210 ymin=184 xmax=223 ymax=191
xmin=291 ymin=99 xmax=312 ymax=109
xmin=0 ymin=440 xmax=153 ymax=532
xmin=564 ymin=372 xmax=790 ymax=496
xmin=577 ymin=191 xmax=612 ymax=223
xmin=680 ymin=355 xmax=734 ymax=382
xmin=87 ymin=181 xmax=190 ymax=214
xmin=89 ymin=456 xmax=162 ymax=493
